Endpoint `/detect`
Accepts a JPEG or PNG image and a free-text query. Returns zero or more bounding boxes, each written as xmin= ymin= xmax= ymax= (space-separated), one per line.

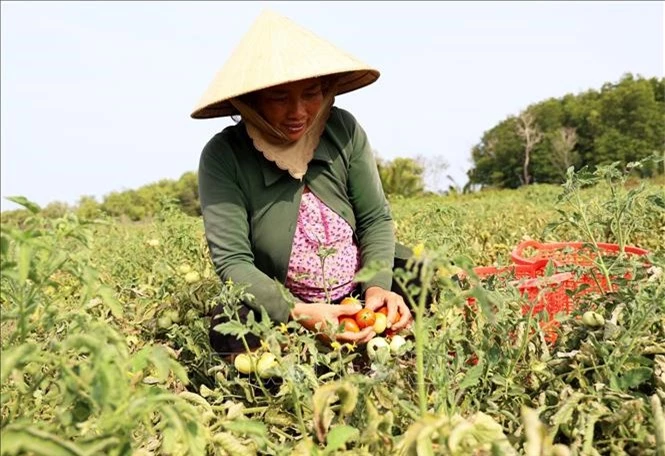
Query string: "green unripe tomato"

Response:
xmin=234 ymin=353 xmax=256 ymax=374
xmin=367 ymin=337 xmax=390 ymax=360
xmin=582 ymin=311 xmax=604 ymax=328
xmin=184 ymin=271 xmax=201 ymax=284
xmin=184 ymin=309 xmax=199 ymax=323
xmin=177 ymin=264 xmax=192 ymax=274
xmin=157 ymin=315 xmax=172 ymax=329
xmin=166 ymin=310 xmax=181 ymax=324
xmin=552 ymin=444 xmax=572 ymax=456
xmin=257 ymin=353 xmax=279 ymax=378
xmin=389 ymin=335 xmax=407 ymax=354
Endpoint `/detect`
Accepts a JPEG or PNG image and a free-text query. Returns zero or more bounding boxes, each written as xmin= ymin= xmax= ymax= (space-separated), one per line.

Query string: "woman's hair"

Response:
xmin=230 ymin=91 xmax=258 ymax=123
xmin=229 ymin=75 xmax=339 ymax=124
xmin=320 ymin=74 xmax=339 ymax=95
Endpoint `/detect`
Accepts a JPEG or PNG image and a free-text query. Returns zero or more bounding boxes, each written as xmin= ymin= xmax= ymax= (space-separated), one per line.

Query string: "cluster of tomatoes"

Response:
xmin=339 ymin=296 xmax=400 ymax=336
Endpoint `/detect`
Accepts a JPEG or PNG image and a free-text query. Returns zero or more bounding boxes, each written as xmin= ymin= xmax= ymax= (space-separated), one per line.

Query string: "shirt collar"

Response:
xmin=259 ymin=135 xmax=334 ymax=187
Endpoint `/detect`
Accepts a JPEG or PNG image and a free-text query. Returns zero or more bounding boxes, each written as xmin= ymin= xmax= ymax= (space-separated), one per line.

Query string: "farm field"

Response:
xmin=1 ymin=165 xmax=664 ymax=455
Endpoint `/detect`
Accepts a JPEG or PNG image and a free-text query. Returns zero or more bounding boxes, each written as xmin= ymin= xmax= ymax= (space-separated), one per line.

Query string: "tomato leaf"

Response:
xmin=323 ymin=425 xmax=359 ymax=455
xmin=1 ymin=343 xmax=38 ymax=384
xmin=6 ymin=196 xmax=41 ymax=214
xmin=459 ymin=361 xmax=484 ymax=390
xmin=213 ymin=320 xmax=250 ymax=337
xmin=1 ymin=425 xmax=85 ymax=456
xmin=221 ymin=420 xmax=268 ymax=438
xmin=98 ymin=285 xmax=123 ymax=319
xmin=647 ymin=193 xmax=665 ymax=211
xmin=617 ymin=367 xmax=652 ymax=390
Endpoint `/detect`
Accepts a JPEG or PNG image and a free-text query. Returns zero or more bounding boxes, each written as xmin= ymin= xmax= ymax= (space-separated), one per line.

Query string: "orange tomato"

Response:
xmin=355 ymin=308 xmax=376 ymax=329
xmin=341 ymin=296 xmax=361 ymax=306
xmin=377 ymin=307 xmax=400 ymax=324
xmin=340 ymin=318 xmax=360 ymax=333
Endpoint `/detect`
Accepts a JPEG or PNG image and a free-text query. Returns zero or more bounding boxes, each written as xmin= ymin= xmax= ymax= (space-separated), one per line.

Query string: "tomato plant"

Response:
xmin=2 ymin=163 xmax=663 ymax=455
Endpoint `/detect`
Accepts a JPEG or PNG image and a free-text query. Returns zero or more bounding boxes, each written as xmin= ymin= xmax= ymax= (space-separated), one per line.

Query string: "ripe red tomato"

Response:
xmin=355 ymin=308 xmax=376 ymax=329
xmin=340 ymin=318 xmax=360 ymax=333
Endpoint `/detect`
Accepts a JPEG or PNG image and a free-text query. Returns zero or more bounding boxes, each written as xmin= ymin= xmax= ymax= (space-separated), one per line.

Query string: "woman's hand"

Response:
xmin=364 ymin=286 xmax=413 ymax=330
xmin=290 ymin=302 xmax=375 ymax=344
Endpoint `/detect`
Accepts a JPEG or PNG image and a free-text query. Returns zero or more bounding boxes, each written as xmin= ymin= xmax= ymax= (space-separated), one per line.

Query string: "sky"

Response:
xmin=1 ymin=1 xmax=663 ymax=212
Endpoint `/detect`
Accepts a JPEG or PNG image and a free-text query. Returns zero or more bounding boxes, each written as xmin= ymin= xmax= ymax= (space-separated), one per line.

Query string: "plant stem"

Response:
xmin=290 ymin=386 xmax=308 ymax=437
xmin=609 ymin=300 xmax=655 ymax=383
xmin=505 ymin=305 xmax=534 ymax=399
xmin=320 ymin=254 xmax=331 ymax=306
xmin=574 ymin=191 xmax=613 ymax=291
xmin=395 ymin=264 xmax=429 ymax=417
xmin=609 ymin=184 xmax=625 ymax=250
xmin=414 ymin=263 xmax=433 ymax=417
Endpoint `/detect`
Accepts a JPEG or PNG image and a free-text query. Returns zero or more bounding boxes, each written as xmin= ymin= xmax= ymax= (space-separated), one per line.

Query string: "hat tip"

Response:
xmin=256 ymin=7 xmax=284 ymax=20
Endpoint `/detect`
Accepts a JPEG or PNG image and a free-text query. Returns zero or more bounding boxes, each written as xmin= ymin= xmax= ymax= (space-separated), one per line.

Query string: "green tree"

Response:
xmin=176 ymin=171 xmax=200 ymax=216
xmin=41 ymin=201 xmax=71 ymax=219
xmin=593 ymin=74 xmax=665 ymax=175
xmin=376 ymin=156 xmax=425 ymax=197
xmin=468 ymin=73 xmax=665 ymax=188
xmin=76 ymin=195 xmax=102 ymax=220
xmin=100 ymin=190 xmax=147 ymax=221
xmin=468 ymin=117 xmax=524 ymax=188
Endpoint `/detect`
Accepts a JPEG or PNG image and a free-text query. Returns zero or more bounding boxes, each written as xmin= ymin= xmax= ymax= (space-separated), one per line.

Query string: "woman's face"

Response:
xmin=255 ymin=78 xmax=324 ymax=141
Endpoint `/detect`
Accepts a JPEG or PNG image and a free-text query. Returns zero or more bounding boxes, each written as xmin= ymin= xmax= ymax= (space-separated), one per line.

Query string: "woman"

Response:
xmin=191 ymin=10 xmax=414 ymax=356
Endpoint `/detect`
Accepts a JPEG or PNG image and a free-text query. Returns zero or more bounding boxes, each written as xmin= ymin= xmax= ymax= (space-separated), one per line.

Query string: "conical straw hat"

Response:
xmin=190 ymin=9 xmax=380 ymax=119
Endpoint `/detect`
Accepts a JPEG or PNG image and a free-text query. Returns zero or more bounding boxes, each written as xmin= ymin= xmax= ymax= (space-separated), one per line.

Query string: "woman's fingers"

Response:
xmin=364 ymin=294 xmax=384 ymax=312
xmin=391 ymin=301 xmax=413 ymax=330
xmin=363 ymin=288 xmax=406 ymax=328
xmin=382 ymin=294 xmax=407 ymax=329
xmin=392 ymin=312 xmax=412 ymax=330
xmin=337 ymin=326 xmax=375 ymax=344
xmin=385 ymin=300 xmax=400 ymax=328
xmin=334 ymin=303 xmax=363 ymax=317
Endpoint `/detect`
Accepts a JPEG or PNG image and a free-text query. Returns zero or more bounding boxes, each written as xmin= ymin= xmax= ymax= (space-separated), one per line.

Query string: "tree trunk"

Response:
xmin=516 ymin=110 xmax=543 ymax=186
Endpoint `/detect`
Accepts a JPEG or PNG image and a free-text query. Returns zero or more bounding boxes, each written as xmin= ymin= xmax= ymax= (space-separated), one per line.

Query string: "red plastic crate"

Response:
xmin=511 ymin=240 xmax=650 ymax=296
xmin=465 ymin=264 xmax=574 ymax=344
xmin=470 ymin=265 xmax=574 ymax=316
xmin=462 ymin=238 xmax=650 ymax=345
xmin=511 ymin=240 xmax=649 ymax=267
xmin=516 ymin=273 xmax=575 ymax=316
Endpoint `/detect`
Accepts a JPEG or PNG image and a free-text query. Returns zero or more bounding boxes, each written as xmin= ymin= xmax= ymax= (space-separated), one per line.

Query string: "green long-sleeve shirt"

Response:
xmin=198 ymin=107 xmax=395 ymax=323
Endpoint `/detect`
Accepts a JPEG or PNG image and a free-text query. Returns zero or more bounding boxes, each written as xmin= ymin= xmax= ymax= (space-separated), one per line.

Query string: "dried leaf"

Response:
xmin=312 ymin=381 xmax=358 ymax=443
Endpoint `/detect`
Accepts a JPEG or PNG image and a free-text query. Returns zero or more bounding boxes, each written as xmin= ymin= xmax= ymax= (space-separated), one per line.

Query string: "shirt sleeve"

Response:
xmin=198 ymin=134 xmax=292 ymax=323
xmin=343 ymin=112 xmax=396 ymax=293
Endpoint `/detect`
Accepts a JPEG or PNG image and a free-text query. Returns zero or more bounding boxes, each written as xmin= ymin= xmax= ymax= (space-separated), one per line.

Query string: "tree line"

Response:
xmin=467 ymin=73 xmax=665 ymax=188
xmin=1 ymin=156 xmax=431 ymax=224
xmin=3 ymin=73 xmax=662 ymax=223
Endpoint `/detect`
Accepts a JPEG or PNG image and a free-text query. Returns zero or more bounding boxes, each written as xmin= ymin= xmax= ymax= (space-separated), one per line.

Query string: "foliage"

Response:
xmin=468 ymin=73 xmax=665 ymax=188
xmin=1 ymin=154 xmax=426 ymax=223
xmin=376 ymin=156 xmax=426 ymax=198
xmin=0 ymin=200 xmax=208 ymax=455
xmin=2 ymin=163 xmax=664 ymax=455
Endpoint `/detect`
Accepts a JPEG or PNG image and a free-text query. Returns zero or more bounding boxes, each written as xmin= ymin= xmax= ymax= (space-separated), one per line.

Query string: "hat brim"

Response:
xmin=190 ymin=69 xmax=379 ymax=119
